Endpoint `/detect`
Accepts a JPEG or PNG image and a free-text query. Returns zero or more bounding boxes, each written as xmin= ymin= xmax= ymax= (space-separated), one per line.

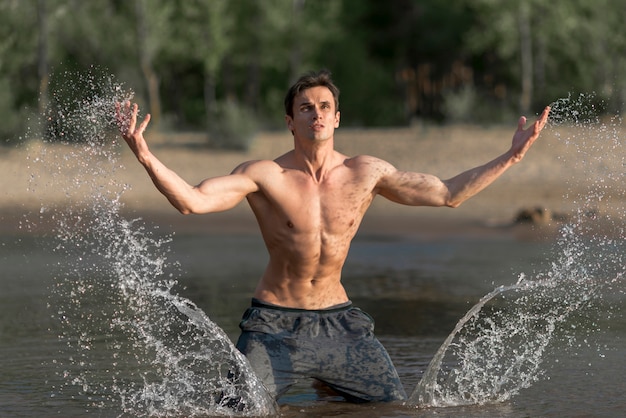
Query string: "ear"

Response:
xmin=285 ymin=114 xmax=294 ymax=135
xmin=334 ymin=111 xmax=340 ymax=128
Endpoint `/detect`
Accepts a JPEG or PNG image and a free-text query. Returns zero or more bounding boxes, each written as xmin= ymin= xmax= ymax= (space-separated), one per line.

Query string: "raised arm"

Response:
xmin=377 ymin=106 xmax=551 ymax=208
xmin=116 ymin=101 xmax=258 ymax=214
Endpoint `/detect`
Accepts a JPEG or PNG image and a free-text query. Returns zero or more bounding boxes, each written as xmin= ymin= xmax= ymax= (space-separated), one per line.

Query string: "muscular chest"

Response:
xmin=252 ymin=168 xmax=376 ymax=234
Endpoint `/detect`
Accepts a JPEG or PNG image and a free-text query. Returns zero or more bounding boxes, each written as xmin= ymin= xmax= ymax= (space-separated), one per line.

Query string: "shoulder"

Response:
xmin=344 ymin=154 xmax=397 ymax=175
xmin=231 ymin=159 xmax=282 ymax=176
xmin=229 ymin=160 xmax=283 ymax=192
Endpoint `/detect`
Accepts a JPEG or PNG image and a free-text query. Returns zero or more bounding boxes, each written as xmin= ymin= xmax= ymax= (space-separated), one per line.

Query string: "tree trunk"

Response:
xmin=134 ymin=0 xmax=161 ymax=127
xmin=37 ymin=0 xmax=49 ymax=117
xmin=204 ymin=72 xmax=216 ymax=145
xmin=518 ymin=1 xmax=533 ymax=114
xmin=289 ymin=0 xmax=305 ymax=84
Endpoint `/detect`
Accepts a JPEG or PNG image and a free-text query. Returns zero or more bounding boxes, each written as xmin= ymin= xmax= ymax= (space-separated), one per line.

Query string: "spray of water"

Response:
xmin=28 ymin=70 xmax=276 ymax=416
xmin=29 ymin=74 xmax=623 ymax=413
xmin=410 ymin=94 xmax=625 ymax=407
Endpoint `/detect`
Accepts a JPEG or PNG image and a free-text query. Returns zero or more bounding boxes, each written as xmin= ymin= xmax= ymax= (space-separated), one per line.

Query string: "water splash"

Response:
xmin=410 ymin=94 xmax=625 ymax=407
xmin=29 ymin=70 xmax=276 ymax=416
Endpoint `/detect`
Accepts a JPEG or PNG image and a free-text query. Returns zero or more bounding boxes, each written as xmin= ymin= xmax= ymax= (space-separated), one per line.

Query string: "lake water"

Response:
xmin=1 ymin=222 xmax=624 ymax=417
xmin=2 ymin=83 xmax=624 ymax=417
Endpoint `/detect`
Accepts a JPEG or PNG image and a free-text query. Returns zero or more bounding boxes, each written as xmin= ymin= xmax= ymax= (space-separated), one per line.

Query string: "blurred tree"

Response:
xmin=317 ymin=0 xmax=405 ymax=126
xmin=518 ymin=1 xmax=532 ymax=115
xmin=39 ymin=1 xmax=139 ymax=142
xmin=344 ymin=0 xmax=476 ymax=121
xmin=1 ymin=0 xmax=625 ymax=144
xmin=133 ymin=0 xmax=173 ymax=127
xmin=227 ymin=0 xmax=343 ymax=123
xmin=540 ymin=0 xmax=626 ymax=113
xmin=226 ymin=0 xmax=292 ymax=115
xmin=159 ymin=0 xmax=233 ymax=141
xmin=0 ymin=0 xmax=37 ymax=142
xmin=36 ymin=0 xmax=49 ymax=116
xmin=466 ymin=0 xmax=626 ymax=114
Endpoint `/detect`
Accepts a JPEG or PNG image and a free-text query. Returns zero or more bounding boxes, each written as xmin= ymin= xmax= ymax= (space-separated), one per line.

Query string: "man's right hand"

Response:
xmin=116 ymin=101 xmax=152 ymax=163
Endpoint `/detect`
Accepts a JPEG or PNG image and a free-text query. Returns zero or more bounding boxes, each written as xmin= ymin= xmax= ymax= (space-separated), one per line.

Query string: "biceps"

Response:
xmin=192 ymin=174 xmax=258 ymax=213
xmin=378 ymin=171 xmax=450 ymax=207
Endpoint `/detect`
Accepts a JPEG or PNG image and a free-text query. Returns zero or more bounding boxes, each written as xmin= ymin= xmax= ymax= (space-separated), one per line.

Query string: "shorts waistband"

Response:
xmin=251 ymin=298 xmax=352 ymax=313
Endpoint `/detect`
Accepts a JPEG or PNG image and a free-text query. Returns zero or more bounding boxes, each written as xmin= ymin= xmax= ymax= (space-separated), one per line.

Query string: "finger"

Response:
xmin=121 ymin=101 xmax=131 ymax=119
xmin=115 ymin=102 xmax=130 ymax=132
xmin=541 ymin=106 xmax=551 ymax=123
xmin=127 ymin=103 xmax=138 ymax=133
xmin=114 ymin=102 xmax=122 ymax=126
xmin=518 ymin=116 xmax=527 ymax=131
xmin=535 ymin=106 xmax=550 ymax=131
xmin=137 ymin=113 xmax=151 ymax=133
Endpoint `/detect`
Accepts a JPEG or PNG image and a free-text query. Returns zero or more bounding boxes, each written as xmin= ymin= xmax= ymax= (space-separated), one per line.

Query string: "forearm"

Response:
xmin=443 ymin=150 xmax=515 ymax=207
xmin=136 ymin=150 xmax=258 ymax=214
xmin=443 ymin=107 xmax=551 ymax=206
xmin=379 ymin=107 xmax=549 ymax=209
xmin=118 ymin=102 xmax=243 ymax=214
xmin=138 ymin=151 xmax=201 ymax=214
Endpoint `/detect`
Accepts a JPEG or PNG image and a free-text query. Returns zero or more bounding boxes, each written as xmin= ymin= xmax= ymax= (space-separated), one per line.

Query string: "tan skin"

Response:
xmin=117 ymin=87 xmax=550 ymax=310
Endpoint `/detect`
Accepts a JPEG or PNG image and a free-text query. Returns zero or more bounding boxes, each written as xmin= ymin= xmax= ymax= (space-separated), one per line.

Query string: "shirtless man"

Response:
xmin=118 ymin=70 xmax=550 ymax=403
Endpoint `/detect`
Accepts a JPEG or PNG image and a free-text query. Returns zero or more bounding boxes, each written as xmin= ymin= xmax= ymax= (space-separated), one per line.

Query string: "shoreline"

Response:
xmin=2 ymin=124 xmax=624 ymax=241
xmin=1 ymin=202 xmax=566 ymax=243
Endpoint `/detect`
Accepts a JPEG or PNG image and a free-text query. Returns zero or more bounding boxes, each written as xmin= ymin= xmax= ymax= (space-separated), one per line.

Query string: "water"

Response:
xmin=2 ymin=234 xmax=625 ymax=417
xmin=412 ymin=224 xmax=623 ymax=407
xmin=1 ymin=76 xmax=625 ymax=416
xmin=20 ymin=71 xmax=276 ymax=417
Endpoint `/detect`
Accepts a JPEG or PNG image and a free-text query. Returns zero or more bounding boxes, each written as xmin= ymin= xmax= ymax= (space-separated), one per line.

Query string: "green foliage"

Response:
xmin=1 ymin=0 xmax=625 ymax=145
xmin=466 ymin=0 xmax=626 ymax=113
xmin=208 ymin=100 xmax=259 ymax=151
xmin=0 ymin=77 xmax=22 ymax=144
xmin=442 ymin=85 xmax=478 ymax=124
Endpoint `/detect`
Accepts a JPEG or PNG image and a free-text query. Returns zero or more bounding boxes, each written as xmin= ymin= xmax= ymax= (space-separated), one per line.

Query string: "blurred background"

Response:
xmin=1 ymin=0 xmax=625 ymax=148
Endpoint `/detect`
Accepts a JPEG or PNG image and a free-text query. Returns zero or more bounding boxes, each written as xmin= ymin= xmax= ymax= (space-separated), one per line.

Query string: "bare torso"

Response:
xmin=117 ymin=72 xmax=549 ymax=314
xmin=118 ymin=82 xmax=549 ymax=311
xmin=237 ymin=151 xmax=385 ymax=309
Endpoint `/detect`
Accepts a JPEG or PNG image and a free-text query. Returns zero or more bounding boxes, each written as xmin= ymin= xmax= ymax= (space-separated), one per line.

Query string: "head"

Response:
xmin=284 ymin=70 xmax=340 ymax=119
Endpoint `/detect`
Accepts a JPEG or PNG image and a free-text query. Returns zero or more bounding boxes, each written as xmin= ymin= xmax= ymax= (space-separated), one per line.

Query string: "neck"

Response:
xmin=293 ymin=137 xmax=336 ymax=182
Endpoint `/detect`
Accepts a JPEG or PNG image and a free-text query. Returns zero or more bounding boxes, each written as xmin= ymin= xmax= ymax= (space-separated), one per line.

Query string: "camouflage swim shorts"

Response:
xmin=235 ymin=298 xmax=406 ymax=403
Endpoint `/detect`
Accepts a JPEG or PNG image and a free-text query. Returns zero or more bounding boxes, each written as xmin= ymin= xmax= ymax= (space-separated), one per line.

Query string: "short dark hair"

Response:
xmin=284 ymin=70 xmax=340 ymax=118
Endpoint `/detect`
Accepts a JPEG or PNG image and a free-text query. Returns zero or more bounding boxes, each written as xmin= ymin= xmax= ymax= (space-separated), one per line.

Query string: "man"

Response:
xmin=118 ymin=70 xmax=550 ymax=403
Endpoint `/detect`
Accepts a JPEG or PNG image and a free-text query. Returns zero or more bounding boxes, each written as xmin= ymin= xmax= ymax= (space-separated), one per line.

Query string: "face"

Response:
xmin=285 ymin=86 xmax=340 ymax=142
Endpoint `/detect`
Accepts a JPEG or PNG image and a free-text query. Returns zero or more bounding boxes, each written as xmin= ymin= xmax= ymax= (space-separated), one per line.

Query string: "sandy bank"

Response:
xmin=2 ymin=122 xmax=624 ymax=239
